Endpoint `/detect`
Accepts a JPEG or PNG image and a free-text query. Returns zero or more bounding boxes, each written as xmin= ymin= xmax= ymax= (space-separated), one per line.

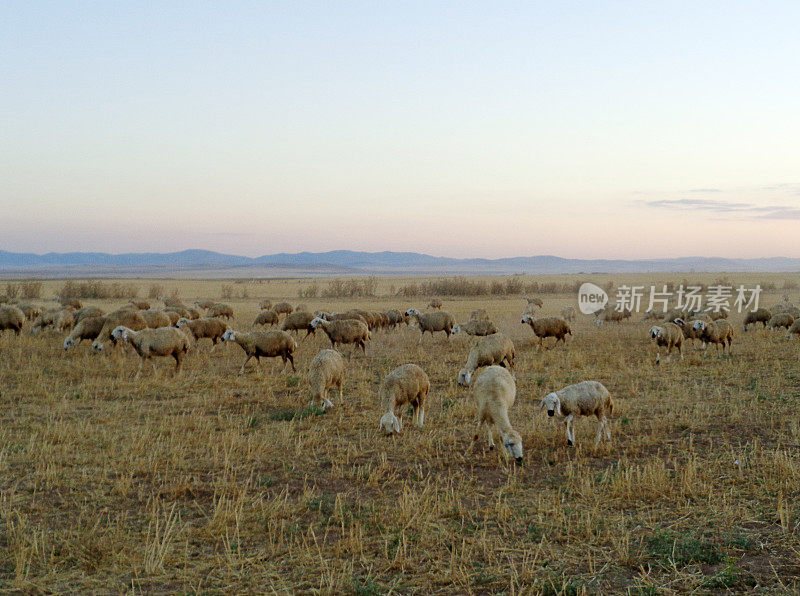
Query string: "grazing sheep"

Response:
xmin=74 ymin=306 xmax=104 ymax=324
xmin=693 ymin=319 xmax=734 ymax=354
xmin=469 ymin=308 xmax=489 ymax=321
xmin=383 ymin=309 xmax=408 ymax=328
xmin=185 ymin=307 xmax=202 ymax=320
xmin=457 ymin=333 xmax=515 ymax=386
xmin=52 ymin=309 xmax=74 ymax=333
xmin=259 ymin=299 xmax=273 ymax=311
xmin=743 ymin=308 xmax=771 ymax=331
xmin=176 ymin=317 xmax=229 ymax=348
xmin=110 ymin=325 xmax=190 ymax=378
xmin=520 ymin=315 xmax=572 ymax=349
xmin=540 ymin=381 xmax=613 ymax=447
xmin=561 ymin=306 xmax=577 ymax=323
xmin=405 ymin=308 xmax=455 ymax=341
xmin=525 ymin=297 xmax=543 ymax=308
xmin=308 ymin=349 xmax=346 ymax=409
xmin=470 ymin=366 xmax=523 ymax=463
xmin=648 ymin=321 xmax=684 ymax=364
xmin=0 ymin=305 xmax=25 ymax=335
xmin=595 ymin=305 xmax=627 ymax=325
xmin=378 ymin=364 xmax=430 ymax=434
xmin=280 ymin=311 xmax=317 ymax=338
xmin=207 ymin=303 xmax=234 ymax=320
xmin=162 ymin=310 xmax=181 ymax=326
xmin=452 ymin=319 xmax=498 ymax=337
xmin=221 ymin=329 xmax=297 ymax=374
xmin=129 ymin=300 xmax=151 ymax=310
xmin=253 ymin=310 xmax=279 ymax=327
xmin=768 ymin=312 xmax=795 ymax=331
xmin=787 ymin=318 xmax=800 ymax=340
xmin=31 ymin=310 xmax=59 ymax=333
xmin=55 ymin=297 xmax=82 ymax=309
xmin=92 ymin=310 xmax=148 ymax=351
xmin=427 ymin=299 xmax=443 ymax=310
xmin=273 ymin=302 xmax=294 ymax=316
xmin=194 ymin=300 xmax=216 ymax=310
xmin=63 ymin=316 xmax=106 ymax=350
xmin=158 ymin=296 xmax=186 ymax=309
xmin=310 ymin=317 xmax=370 ymax=353
xmin=18 ymin=304 xmax=41 ymax=321
xmin=140 ymin=310 xmax=173 ymax=329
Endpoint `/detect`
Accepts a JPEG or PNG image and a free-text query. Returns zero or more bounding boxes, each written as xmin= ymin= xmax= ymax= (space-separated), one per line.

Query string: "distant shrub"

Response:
xmin=782 ymin=280 xmax=799 ymax=290
xmin=147 ymin=284 xmax=165 ymax=299
xmin=319 ymin=277 xmax=377 ymax=298
xmin=299 ymin=283 xmax=319 ymax=298
xmin=58 ymin=280 xmax=138 ymax=300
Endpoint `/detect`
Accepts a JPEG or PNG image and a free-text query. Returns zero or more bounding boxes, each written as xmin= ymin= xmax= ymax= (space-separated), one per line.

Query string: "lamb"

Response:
xmin=427 ymin=299 xmax=443 ymax=310
xmin=308 ymin=349 xmax=346 ymax=409
xmin=175 ymin=317 xmax=229 ymax=348
xmin=221 ymin=329 xmax=297 ymax=374
xmin=0 ymin=305 xmax=25 ymax=335
xmin=405 ymin=308 xmax=455 ymax=342
xmin=110 ymin=326 xmax=190 ymax=378
xmin=378 ymin=364 xmax=430 ymax=434
xmin=767 ymin=312 xmax=795 ymax=331
xmin=273 ymin=302 xmax=294 ymax=316
xmin=207 ymin=303 xmax=234 ymax=320
xmin=74 ymin=306 xmax=104 ymax=324
xmin=648 ymin=321 xmax=684 ymax=364
xmin=469 ymin=308 xmax=489 ymax=321
xmin=520 ymin=314 xmax=572 ymax=349
xmin=92 ymin=310 xmax=148 ymax=351
xmin=561 ymin=306 xmax=576 ymax=323
xmin=452 ymin=319 xmax=498 ymax=337
xmin=743 ymin=308 xmax=771 ymax=331
xmin=280 ymin=311 xmax=317 ymax=338
xmin=309 ymin=317 xmax=370 ymax=353
xmin=470 ymin=366 xmax=523 ymax=463
xmin=63 ymin=316 xmax=106 ymax=350
xmin=540 ymin=381 xmax=613 ymax=447
xmin=194 ymin=300 xmax=216 ymax=310
xmin=787 ymin=318 xmax=800 ymax=340
xmin=253 ymin=309 xmax=279 ymax=327
xmin=259 ymin=299 xmax=273 ymax=311
xmin=692 ymin=319 xmax=734 ymax=353
xmin=457 ymin=333 xmax=515 ymax=386
xmin=129 ymin=300 xmax=151 ymax=310
xmin=524 ymin=297 xmax=543 ymax=308
xmin=140 ymin=310 xmax=173 ymax=329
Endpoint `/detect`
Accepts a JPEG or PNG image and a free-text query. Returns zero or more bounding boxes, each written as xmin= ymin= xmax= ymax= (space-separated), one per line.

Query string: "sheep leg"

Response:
xmin=151 ymin=361 xmax=158 ymax=377
xmin=595 ymin=417 xmax=605 ymax=447
xmin=287 ymin=353 xmax=296 ymax=372
xmin=173 ymin=352 xmax=182 ymax=376
xmin=564 ymin=415 xmax=574 ymax=446
xmin=239 ymin=354 xmax=252 ymax=375
xmin=603 ymin=416 xmax=611 ymax=440
xmin=487 ymin=427 xmax=495 ymax=450
xmin=417 ymin=406 xmax=425 ymax=427
xmin=135 ymin=357 xmax=145 ymax=379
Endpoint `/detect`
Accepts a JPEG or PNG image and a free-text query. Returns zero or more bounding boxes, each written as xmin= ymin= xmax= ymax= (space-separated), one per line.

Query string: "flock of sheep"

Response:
xmin=1 ymin=291 xmax=798 ymax=464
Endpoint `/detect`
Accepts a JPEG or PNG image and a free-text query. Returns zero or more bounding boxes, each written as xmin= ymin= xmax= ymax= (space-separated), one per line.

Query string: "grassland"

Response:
xmin=1 ymin=274 xmax=799 ymax=593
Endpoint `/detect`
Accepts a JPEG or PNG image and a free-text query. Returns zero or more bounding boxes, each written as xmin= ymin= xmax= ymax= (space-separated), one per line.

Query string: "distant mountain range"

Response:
xmin=1 ymin=249 xmax=799 ymax=277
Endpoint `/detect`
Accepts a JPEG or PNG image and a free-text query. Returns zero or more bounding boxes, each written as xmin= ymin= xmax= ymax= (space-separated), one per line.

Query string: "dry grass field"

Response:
xmin=1 ymin=274 xmax=799 ymax=593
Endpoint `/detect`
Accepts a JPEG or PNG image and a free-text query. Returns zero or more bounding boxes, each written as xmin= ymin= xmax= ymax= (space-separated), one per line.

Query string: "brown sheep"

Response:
xmin=253 ymin=310 xmax=279 ymax=327
xmin=221 ymin=329 xmax=297 ymax=374
xmin=405 ymin=308 xmax=455 ymax=341
xmin=64 ymin=316 xmax=106 ymax=350
xmin=521 ymin=315 xmax=572 ymax=348
xmin=92 ymin=310 xmax=148 ymax=351
xmin=0 ymin=305 xmax=25 ymax=335
xmin=427 ymin=299 xmax=443 ymax=310
xmin=743 ymin=308 xmax=771 ymax=331
xmin=310 ymin=317 xmax=370 ymax=353
xmin=207 ymin=303 xmax=234 ymax=320
xmin=176 ymin=317 xmax=229 ymax=348
xmin=280 ymin=311 xmax=316 ymax=338
xmin=273 ymin=302 xmax=294 ymax=316
xmin=111 ymin=326 xmax=190 ymax=378
xmin=693 ymin=320 xmax=734 ymax=354
xmin=378 ymin=364 xmax=430 ymax=434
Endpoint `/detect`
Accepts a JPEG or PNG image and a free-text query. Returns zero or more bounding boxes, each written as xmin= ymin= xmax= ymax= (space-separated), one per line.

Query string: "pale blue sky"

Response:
xmin=2 ymin=1 xmax=799 ymax=258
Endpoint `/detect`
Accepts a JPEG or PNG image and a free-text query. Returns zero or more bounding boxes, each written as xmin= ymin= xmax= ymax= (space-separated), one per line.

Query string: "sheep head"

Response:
xmin=521 ymin=314 xmax=533 ymax=325
xmin=501 ymin=429 xmax=523 ymax=463
xmin=405 ymin=308 xmax=420 ymax=317
xmin=379 ymin=412 xmax=402 ymax=435
xmin=649 ymin=326 xmax=664 ymax=339
xmin=457 ymin=369 xmax=472 ymax=387
xmin=110 ymin=326 xmax=129 ymax=342
xmin=451 ymin=324 xmax=462 ymax=335
xmin=693 ymin=320 xmax=708 ymax=332
xmin=309 ymin=316 xmax=326 ymax=328
xmin=176 ymin=318 xmax=189 ymax=328
xmin=540 ymin=393 xmax=561 ymax=418
xmin=221 ymin=329 xmax=236 ymax=342
xmin=63 ymin=337 xmax=74 ymax=350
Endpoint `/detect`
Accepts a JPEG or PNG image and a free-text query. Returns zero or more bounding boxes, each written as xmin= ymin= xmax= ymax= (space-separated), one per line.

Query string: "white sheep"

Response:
xmin=457 ymin=333 xmax=515 ymax=386
xmin=221 ymin=329 xmax=297 ymax=374
xmin=405 ymin=308 xmax=455 ymax=342
xmin=378 ymin=364 xmax=430 ymax=434
xmin=470 ymin=366 xmax=523 ymax=463
xmin=308 ymin=349 xmax=346 ymax=409
xmin=110 ymin=325 xmax=190 ymax=378
xmin=540 ymin=381 xmax=613 ymax=447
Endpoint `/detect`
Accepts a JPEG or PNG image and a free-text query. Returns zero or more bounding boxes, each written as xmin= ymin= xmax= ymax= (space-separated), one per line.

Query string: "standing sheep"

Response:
xmin=140 ymin=310 xmax=173 ymax=329
xmin=129 ymin=300 xmax=151 ymax=310
xmin=273 ymin=302 xmax=294 ymax=316
xmin=561 ymin=306 xmax=577 ymax=323
xmin=310 ymin=317 xmax=370 ymax=353
xmin=452 ymin=319 xmax=498 ymax=337
xmin=378 ymin=364 xmax=430 ymax=435
xmin=520 ymin=315 xmax=572 ymax=349
xmin=469 ymin=308 xmax=489 ymax=321
xmin=470 ymin=366 xmax=523 ymax=463
xmin=259 ymin=299 xmax=273 ymax=311
xmin=383 ymin=309 xmax=408 ymax=328
xmin=176 ymin=317 xmax=229 ymax=348
xmin=405 ymin=308 xmax=455 ymax=342
xmin=221 ymin=329 xmax=297 ymax=374
xmin=0 ymin=305 xmax=25 ymax=335
xmin=457 ymin=333 xmax=515 ymax=386
xmin=427 ymin=299 xmax=443 ymax=310
xmin=253 ymin=310 xmax=279 ymax=327
xmin=158 ymin=296 xmax=186 ymax=309
xmin=648 ymin=321 xmax=684 ymax=364
xmin=110 ymin=325 xmax=190 ymax=378
xmin=743 ymin=308 xmax=771 ymax=331
xmin=194 ymin=300 xmax=216 ymax=310
xmin=18 ymin=304 xmax=41 ymax=321
xmin=308 ymin=349 xmax=346 ymax=409
xmin=280 ymin=311 xmax=317 ymax=339
xmin=524 ymin=297 xmax=543 ymax=308
xmin=693 ymin=319 xmax=734 ymax=354
xmin=540 ymin=381 xmax=613 ymax=447
xmin=787 ymin=318 xmax=800 ymax=340
xmin=207 ymin=303 xmax=234 ymax=320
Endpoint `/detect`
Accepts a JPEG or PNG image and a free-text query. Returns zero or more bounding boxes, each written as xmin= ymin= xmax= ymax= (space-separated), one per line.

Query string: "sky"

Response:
xmin=2 ymin=1 xmax=799 ymax=259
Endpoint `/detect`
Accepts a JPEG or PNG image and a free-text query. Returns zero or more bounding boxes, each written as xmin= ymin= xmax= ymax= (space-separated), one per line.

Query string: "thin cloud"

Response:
xmin=644 ymin=198 xmax=800 ymax=220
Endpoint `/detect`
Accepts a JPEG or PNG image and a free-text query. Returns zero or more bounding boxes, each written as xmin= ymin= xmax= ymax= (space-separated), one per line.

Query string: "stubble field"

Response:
xmin=1 ymin=275 xmax=799 ymax=593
